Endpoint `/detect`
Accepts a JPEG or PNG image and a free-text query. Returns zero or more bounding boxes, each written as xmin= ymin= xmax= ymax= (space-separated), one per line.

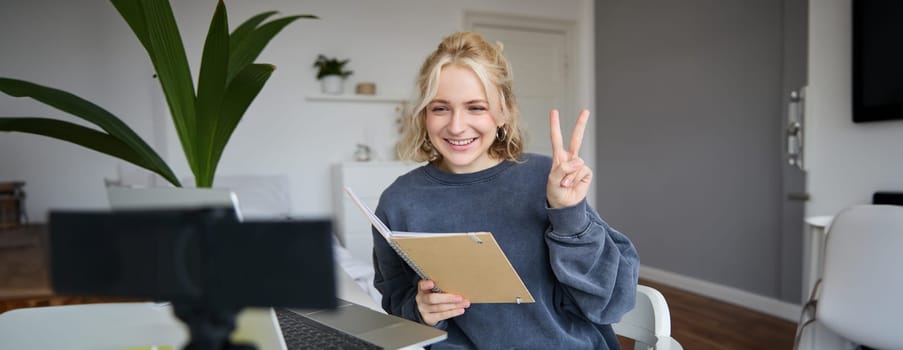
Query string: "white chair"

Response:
xmin=795 ymin=204 xmax=903 ymax=350
xmin=613 ymin=285 xmax=683 ymax=350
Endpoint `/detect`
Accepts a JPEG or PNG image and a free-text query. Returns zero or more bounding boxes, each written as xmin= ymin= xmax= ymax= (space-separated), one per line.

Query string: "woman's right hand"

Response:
xmin=415 ymin=280 xmax=470 ymax=326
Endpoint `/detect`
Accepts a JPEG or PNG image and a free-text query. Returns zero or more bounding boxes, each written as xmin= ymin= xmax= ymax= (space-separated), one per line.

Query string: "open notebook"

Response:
xmin=344 ymin=187 xmax=534 ymax=304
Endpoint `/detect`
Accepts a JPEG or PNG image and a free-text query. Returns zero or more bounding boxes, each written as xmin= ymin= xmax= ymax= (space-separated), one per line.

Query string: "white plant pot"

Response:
xmin=320 ymin=76 xmax=344 ymax=94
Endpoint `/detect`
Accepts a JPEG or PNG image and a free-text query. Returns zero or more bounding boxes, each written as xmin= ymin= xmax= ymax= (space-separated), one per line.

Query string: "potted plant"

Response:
xmin=0 ymin=0 xmax=315 ymax=188
xmin=313 ymin=54 xmax=353 ymax=94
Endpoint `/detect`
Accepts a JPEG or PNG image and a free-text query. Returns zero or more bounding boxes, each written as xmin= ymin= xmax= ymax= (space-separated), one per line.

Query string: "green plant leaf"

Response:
xmin=197 ymin=63 xmax=274 ymax=187
xmin=229 ymin=11 xmax=279 ymax=51
xmin=138 ymin=0 xmax=199 ymax=176
xmin=0 ymin=77 xmax=179 ymax=187
xmin=111 ymin=0 xmax=153 ymax=56
xmin=0 ymin=117 xmax=180 ymax=186
xmin=227 ymin=14 xmax=314 ymax=83
xmin=195 ymin=0 xmax=230 ymax=187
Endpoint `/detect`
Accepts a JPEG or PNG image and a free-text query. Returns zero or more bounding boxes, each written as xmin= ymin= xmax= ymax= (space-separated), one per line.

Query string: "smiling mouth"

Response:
xmin=446 ymin=138 xmax=476 ymax=146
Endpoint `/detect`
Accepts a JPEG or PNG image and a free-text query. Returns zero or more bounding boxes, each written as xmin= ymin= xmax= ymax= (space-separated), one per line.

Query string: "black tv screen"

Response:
xmin=852 ymin=0 xmax=903 ymax=123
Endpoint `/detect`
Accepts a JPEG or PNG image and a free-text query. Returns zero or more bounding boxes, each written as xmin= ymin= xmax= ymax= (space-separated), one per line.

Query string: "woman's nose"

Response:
xmin=447 ymin=110 xmax=466 ymax=134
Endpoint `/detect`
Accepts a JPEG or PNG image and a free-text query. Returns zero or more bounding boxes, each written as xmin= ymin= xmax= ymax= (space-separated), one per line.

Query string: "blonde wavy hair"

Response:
xmin=396 ymin=31 xmax=524 ymax=163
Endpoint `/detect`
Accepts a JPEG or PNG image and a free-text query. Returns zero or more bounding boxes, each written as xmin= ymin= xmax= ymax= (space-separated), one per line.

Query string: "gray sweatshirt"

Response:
xmin=373 ymin=153 xmax=639 ymax=349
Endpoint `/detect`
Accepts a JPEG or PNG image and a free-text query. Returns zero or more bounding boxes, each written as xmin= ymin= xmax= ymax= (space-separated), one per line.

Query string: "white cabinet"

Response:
xmin=332 ymin=161 xmax=420 ymax=263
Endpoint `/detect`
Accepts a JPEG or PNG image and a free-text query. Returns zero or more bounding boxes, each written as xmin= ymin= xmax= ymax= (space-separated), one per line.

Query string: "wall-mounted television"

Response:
xmin=852 ymin=0 xmax=903 ymax=123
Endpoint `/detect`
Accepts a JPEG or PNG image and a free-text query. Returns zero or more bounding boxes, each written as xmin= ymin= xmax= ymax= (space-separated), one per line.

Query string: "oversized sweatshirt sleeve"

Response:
xmin=545 ymin=199 xmax=640 ymax=325
xmin=371 ymin=209 xmax=433 ymax=326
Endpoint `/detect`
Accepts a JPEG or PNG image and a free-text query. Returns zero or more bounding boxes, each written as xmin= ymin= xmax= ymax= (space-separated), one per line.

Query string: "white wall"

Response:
xmin=0 ymin=0 xmax=594 ymax=221
xmin=806 ymin=0 xmax=903 ymax=217
xmin=0 ymin=1 xmax=159 ymax=216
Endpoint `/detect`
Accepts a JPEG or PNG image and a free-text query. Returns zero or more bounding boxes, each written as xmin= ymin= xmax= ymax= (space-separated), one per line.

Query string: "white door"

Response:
xmin=468 ymin=17 xmax=576 ymax=157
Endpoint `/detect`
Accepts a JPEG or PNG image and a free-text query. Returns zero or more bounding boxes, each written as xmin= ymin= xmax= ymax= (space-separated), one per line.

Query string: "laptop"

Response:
xmin=106 ymin=186 xmax=244 ymax=221
xmin=233 ymin=234 xmax=448 ymax=350
xmin=234 ymin=267 xmax=447 ymax=350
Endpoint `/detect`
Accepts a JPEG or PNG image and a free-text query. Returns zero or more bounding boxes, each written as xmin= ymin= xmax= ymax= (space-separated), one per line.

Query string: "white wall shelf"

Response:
xmin=305 ymin=94 xmax=407 ymax=103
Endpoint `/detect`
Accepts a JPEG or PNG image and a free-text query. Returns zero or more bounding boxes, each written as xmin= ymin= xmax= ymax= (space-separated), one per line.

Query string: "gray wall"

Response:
xmin=593 ymin=1 xmax=790 ymax=300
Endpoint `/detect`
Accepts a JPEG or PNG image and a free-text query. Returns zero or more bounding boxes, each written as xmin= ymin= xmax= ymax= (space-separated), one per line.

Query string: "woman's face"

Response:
xmin=425 ymin=65 xmax=503 ymax=174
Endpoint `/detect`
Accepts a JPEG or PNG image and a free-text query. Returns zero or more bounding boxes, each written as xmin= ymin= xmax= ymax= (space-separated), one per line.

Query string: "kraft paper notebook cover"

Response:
xmin=344 ymin=187 xmax=534 ymax=304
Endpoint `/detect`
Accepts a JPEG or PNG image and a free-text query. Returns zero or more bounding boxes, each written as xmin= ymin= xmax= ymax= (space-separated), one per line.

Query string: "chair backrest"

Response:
xmin=209 ymin=175 xmax=292 ymax=219
xmin=179 ymin=174 xmax=293 ymax=220
xmin=613 ymin=285 xmax=682 ymax=350
xmin=819 ymin=204 xmax=903 ymax=349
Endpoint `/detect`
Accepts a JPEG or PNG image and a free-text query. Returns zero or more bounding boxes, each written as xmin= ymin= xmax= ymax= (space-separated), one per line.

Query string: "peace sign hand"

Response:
xmin=547 ymin=109 xmax=592 ymax=209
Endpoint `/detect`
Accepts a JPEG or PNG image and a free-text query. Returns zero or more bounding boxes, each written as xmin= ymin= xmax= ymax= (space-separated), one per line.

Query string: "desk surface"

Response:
xmin=0 ymin=266 xmax=384 ymax=350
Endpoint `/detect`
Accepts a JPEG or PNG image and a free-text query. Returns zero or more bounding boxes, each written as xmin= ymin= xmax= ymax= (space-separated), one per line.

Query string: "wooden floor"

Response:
xmin=619 ymin=279 xmax=797 ymax=350
xmin=2 ymin=226 xmax=798 ymax=348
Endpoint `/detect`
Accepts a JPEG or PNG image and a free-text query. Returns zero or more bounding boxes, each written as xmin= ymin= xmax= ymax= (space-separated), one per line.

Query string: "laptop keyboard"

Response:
xmin=275 ymin=308 xmax=383 ymax=350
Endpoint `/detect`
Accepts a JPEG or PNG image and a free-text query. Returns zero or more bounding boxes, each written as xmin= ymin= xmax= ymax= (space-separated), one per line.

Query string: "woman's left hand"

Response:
xmin=547 ymin=109 xmax=592 ymax=209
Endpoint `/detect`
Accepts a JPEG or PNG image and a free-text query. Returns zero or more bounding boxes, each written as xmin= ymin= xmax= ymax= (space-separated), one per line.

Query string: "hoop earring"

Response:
xmin=423 ymin=138 xmax=440 ymax=161
xmin=496 ymin=126 xmax=508 ymax=142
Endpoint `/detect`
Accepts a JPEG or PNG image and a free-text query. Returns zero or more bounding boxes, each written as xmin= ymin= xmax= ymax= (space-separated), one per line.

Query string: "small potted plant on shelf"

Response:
xmin=314 ymin=54 xmax=353 ymax=94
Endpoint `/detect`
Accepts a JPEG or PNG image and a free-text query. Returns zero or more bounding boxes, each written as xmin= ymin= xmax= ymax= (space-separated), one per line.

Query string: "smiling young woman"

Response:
xmin=376 ymin=31 xmax=639 ymax=350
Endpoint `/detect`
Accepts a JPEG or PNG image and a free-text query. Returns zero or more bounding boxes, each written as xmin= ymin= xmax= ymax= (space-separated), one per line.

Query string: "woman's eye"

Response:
xmin=430 ymin=106 xmax=449 ymax=113
xmin=468 ymin=106 xmax=487 ymax=112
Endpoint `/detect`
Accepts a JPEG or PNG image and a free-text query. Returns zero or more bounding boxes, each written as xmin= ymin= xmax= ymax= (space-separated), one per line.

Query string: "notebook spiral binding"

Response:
xmin=389 ymin=241 xmax=439 ymax=291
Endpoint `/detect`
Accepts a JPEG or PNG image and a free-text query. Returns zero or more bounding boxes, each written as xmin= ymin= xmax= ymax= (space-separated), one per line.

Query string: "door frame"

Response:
xmin=779 ymin=0 xmax=809 ymax=303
